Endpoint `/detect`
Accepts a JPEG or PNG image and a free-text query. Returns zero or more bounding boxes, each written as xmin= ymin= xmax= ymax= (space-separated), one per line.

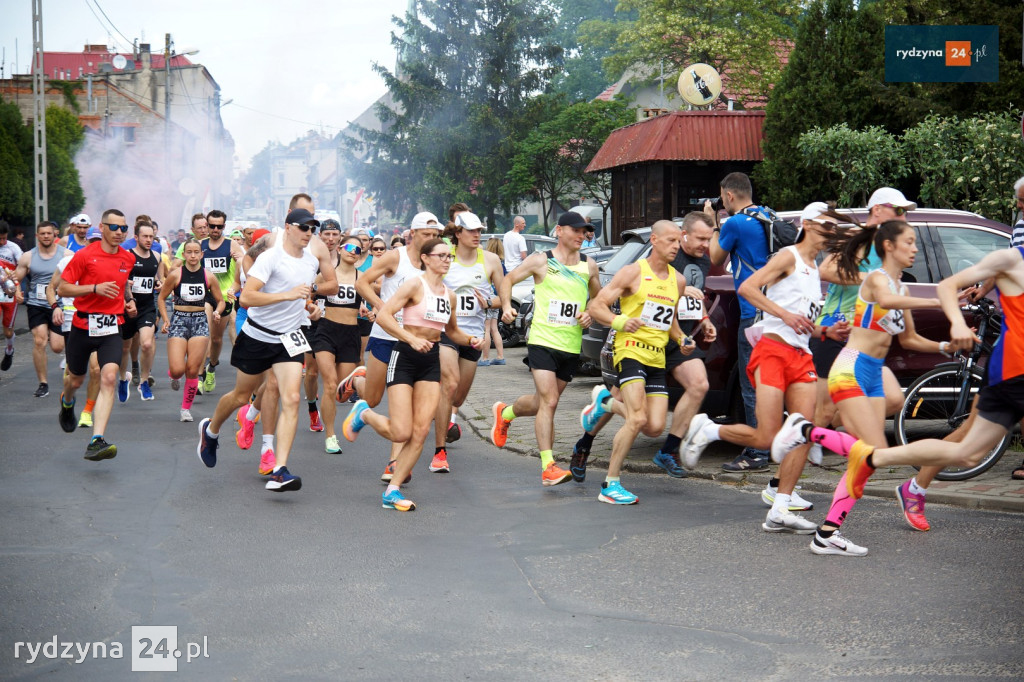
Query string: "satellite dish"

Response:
xmin=678 ymin=63 xmax=722 ymax=107
xmin=112 ymin=54 xmax=128 ymax=70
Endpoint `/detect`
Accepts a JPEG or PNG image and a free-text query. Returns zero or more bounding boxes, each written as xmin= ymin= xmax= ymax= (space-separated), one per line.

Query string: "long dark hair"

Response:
xmin=832 ymin=219 xmax=911 ymax=283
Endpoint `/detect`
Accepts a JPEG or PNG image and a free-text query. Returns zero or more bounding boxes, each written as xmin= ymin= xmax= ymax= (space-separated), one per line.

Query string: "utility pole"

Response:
xmin=32 ymin=0 xmax=48 ymax=224
xmin=164 ymin=32 xmax=171 ymax=176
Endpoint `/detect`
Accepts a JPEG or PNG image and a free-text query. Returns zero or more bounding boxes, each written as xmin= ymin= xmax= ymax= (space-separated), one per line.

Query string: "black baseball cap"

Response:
xmin=557 ymin=211 xmax=587 ymax=229
xmin=285 ymin=208 xmax=320 ymax=227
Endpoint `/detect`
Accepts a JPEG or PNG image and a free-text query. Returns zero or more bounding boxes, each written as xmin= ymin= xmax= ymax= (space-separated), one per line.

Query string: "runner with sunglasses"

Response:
xmin=355 ymin=237 xmax=387 ymax=368
xmin=198 ymin=210 xmax=245 ymax=395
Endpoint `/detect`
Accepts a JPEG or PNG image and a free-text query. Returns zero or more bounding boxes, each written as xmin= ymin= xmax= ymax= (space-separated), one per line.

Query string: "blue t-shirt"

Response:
xmin=718 ymin=210 xmax=769 ymax=319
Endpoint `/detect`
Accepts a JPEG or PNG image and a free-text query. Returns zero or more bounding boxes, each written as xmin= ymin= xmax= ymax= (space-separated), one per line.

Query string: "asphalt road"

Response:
xmin=1 ymin=343 xmax=1023 ymax=680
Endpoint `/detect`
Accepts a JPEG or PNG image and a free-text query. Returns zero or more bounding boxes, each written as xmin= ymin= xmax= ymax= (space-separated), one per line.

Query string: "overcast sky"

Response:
xmin=0 ymin=0 xmax=404 ymax=169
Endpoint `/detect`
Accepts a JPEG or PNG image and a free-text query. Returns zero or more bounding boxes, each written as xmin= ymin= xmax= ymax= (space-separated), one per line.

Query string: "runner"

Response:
xmin=771 ymin=218 xmax=952 ymax=556
xmin=122 ymin=215 xmax=165 ymax=388
xmin=195 ymin=208 xmax=337 ymax=492
xmin=430 ymin=211 xmax=504 ymax=473
xmin=60 ymin=214 xmax=91 ymax=252
xmin=12 ymin=221 xmax=67 ymax=397
xmin=312 ymin=230 xmax=363 ymax=454
xmin=118 ymin=220 xmax=166 ymax=402
xmin=197 ymin=210 xmax=244 ymax=395
xmin=54 ymin=210 xmax=138 ymax=461
xmin=357 ymin=236 xmax=386 ymax=365
xmin=478 ymin=237 xmax=507 ymax=366
xmin=158 ymin=238 xmax=225 ymax=422
xmin=491 ymin=211 xmax=601 ymax=486
xmin=345 ymin=212 xmax=442 ymax=482
xmin=680 ymin=203 xmax=840 ymax=533
xmin=342 ymin=238 xmax=483 ymax=511
xmin=0 ymin=221 xmax=25 ymax=372
xmin=584 ymin=219 xmax=687 ymax=503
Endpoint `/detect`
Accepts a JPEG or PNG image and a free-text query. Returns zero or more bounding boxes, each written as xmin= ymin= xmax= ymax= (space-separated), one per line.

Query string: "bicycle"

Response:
xmin=893 ymin=298 xmax=1010 ymax=481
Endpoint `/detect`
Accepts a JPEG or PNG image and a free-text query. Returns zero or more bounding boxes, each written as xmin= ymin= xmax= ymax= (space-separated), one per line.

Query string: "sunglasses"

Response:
xmin=103 ymin=223 xmax=129 ymax=233
xmin=341 ymin=243 xmax=362 ymax=255
xmin=882 ymin=204 xmax=908 ymax=216
xmin=371 ymin=246 xmax=386 ymax=253
xmin=289 ymin=223 xmax=317 ymax=233
xmin=208 ymin=224 xmax=225 ymax=230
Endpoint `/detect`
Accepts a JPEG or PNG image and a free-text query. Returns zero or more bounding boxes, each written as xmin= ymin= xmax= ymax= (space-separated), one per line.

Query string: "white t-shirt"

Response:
xmin=503 ymin=230 xmax=527 ymax=271
xmin=242 ymin=240 xmax=319 ymax=343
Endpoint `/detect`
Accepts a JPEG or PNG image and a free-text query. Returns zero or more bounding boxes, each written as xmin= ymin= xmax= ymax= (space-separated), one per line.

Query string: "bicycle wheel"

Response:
xmin=894 ymin=366 xmax=1009 ymax=481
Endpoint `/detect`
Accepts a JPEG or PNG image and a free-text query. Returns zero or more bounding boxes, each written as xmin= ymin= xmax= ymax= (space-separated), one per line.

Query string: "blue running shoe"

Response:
xmin=342 ymin=399 xmax=369 ymax=441
xmin=653 ymin=451 xmax=689 ymax=478
xmin=196 ymin=418 xmax=218 ymax=468
xmin=581 ymin=385 xmax=612 ymax=432
xmin=598 ymin=480 xmax=638 ymax=505
xmin=266 ymin=466 xmax=302 ymax=492
xmin=118 ymin=372 xmax=132 ymax=403
xmin=138 ymin=381 xmax=154 ymax=401
xmin=382 ymin=488 xmax=416 ymax=511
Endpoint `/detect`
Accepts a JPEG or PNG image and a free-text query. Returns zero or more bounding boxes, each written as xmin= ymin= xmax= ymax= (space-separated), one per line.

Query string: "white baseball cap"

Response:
xmin=799 ymin=201 xmax=839 ymax=225
xmin=867 ymin=188 xmax=917 ymax=211
xmin=411 ymin=211 xmax=440 ymax=230
xmin=70 ymin=213 xmax=91 ymax=226
xmin=454 ymin=212 xmax=484 ymax=230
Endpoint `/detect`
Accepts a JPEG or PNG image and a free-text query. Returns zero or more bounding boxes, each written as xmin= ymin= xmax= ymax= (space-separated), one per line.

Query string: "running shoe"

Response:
xmin=342 ymin=399 xmax=369 ymax=442
xmin=680 ymin=413 xmax=713 ymax=469
xmin=846 ymin=440 xmax=876 ymax=499
xmin=58 ymin=394 xmax=76 ymax=433
xmin=580 ymin=385 xmax=612 ymax=433
xmin=477 ymin=358 xmax=491 ymax=366
xmin=309 ymin=409 xmax=324 ymax=432
xmin=265 ymin=465 xmax=302 ymax=492
xmin=35 ymin=382 xmax=49 ymax=398
xmin=138 ymin=382 xmax=154 ymax=401
xmin=570 ymin=438 xmax=590 ymax=482
xmin=382 ymin=488 xmax=416 ymax=511
xmin=490 ymin=401 xmax=511 ymax=448
xmin=896 ymin=480 xmax=930 ymax=531
xmin=117 ymin=372 xmax=131 ymax=403
xmin=810 ymin=530 xmax=868 ymax=557
xmin=180 ymin=408 xmax=193 ymax=422
xmin=722 ymin=451 xmax=770 ymax=473
xmin=771 ymin=412 xmax=810 ymax=463
xmin=336 ymin=366 xmax=365 ymax=403
xmin=258 ymin=447 xmax=276 ymax=475
xmin=203 ymin=367 xmax=216 ymax=393
xmin=598 ymin=480 xmax=638 ymax=505
xmin=235 ymin=406 xmax=255 ymax=449
xmin=490 ymin=358 xmax=506 ymax=365
xmin=761 ymin=485 xmax=814 ymax=511
xmin=808 ymin=442 xmax=824 ymax=466
xmin=380 ymin=460 xmax=411 ymax=484
xmin=77 ymin=411 xmax=93 ymax=428
xmin=446 ymin=422 xmax=462 ymax=443
xmin=0 ymin=349 xmax=12 ymax=371
xmin=325 ymin=435 xmax=342 ymax=454
xmin=170 ymin=372 xmax=181 ymax=391
xmin=541 ymin=462 xmax=572 ymax=487
xmin=653 ymin=451 xmax=688 ymax=478
xmin=762 ymin=510 xmax=817 ymax=534
xmin=83 ymin=437 xmax=117 ymax=461
xmin=196 ymin=418 xmax=218 ymax=468
xmin=131 ymin=363 xmax=140 ymax=386
xmin=429 ymin=448 xmax=450 ymax=473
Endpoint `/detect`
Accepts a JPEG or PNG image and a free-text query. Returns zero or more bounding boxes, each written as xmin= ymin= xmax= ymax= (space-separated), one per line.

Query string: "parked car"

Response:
xmin=590 ymin=208 xmax=1013 ymax=421
xmin=481 ymin=233 xmax=557 ymax=259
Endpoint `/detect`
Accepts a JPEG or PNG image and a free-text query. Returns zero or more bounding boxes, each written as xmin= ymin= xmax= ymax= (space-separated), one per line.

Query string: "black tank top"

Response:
xmin=129 ymin=250 xmax=160 ymax=310
xmin=318 ymin=270 xmax=361 ymax=310
xmin=174 ymin=266 xmax=208 ymax=307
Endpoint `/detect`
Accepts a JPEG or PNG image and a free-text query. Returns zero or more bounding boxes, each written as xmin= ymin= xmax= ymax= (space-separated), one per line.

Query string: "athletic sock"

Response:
xmin=90 ymin=434 xmax=102 ymax=443
xmin=386 ymin=484 xmax=400 ymax=495
xmin=808 ymin=426 xmax=857 ymax=456
xmin=769 ymin=477 xmax=781 ymax=488
xmin=435 ymin=446 xmax=444 ymax=454
xmin=817 ymin=526 xmax=837 ymax=538
xmin=701 ymin=422 xmax=721 ymax=441
xmin=501 ymin=405 xmax=516 ymax=422
xmin=183 ymin=378 xmax=199 ymax=409
xmin=84 ymin=399 xmax=96 ymax=415
xmin=770 ymin=493 xmax=792 ymax=518
xmin=262 ymin=435 xmax=274 ymax=452
xmin=61 ymin=394 xmax=74 ymax=408
xmin=909 ymin=477 xmax=926 ymax=496
xmin=661 ymin=434 xmax=682 ymax=455
xmin=450 ymin=411 xmax=458 ymax=425
xmin=866 ymin=453 xmax=875 ymax=469
xmin=539 ymin=449 xmax=554 ymax=468
xmin=578 ymin=432 xmax=595 ymax=451
xmin=605 ymin=476 xmax=620 ymax=484
xmin=245 ymin=404 xmax=259 ymax=422
xmin=308 ymin=399 xmax=318 ymax=414
xmin=825 ymin=474 xmax=856 ymax=526
xmin=206 ymin=424 xmax=218 ymax=438
xmin=4 ymin=338 xmax=12 ymax=352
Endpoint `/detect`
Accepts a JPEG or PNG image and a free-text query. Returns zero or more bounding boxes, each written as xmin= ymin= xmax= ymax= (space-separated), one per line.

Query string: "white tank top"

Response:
xmin=759 ymin=245 xmax=821 ymax=352
xmin=370 ymin=245 xmax=422 ymax=341
xmin=443 ymin=247 xmax=488 ymax=337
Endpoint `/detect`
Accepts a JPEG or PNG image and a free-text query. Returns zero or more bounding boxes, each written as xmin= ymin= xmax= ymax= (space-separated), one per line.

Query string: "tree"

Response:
xmin=45 ymin=105 xmax=85 ymax=222
xmin=0 ymin=99 xmax=33 ymax=222
xmin=796 ymin=124 xmax=908 ymax=207
xmin=604 ymin=0 xmax=800 ymax=107
xmin=549 ymin=0 xmax=629 ymax=102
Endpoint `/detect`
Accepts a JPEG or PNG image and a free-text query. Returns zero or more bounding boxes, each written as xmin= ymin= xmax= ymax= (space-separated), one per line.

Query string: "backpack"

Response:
xmin=740 ymin=205 xmax=799 ymax=257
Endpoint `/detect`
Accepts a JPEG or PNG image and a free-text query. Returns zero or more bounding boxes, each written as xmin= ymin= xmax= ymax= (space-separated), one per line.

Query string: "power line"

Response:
xmin=81 ymin=0 xmax=130 ymax=52
xmin=87 ymin=0 xmax=134 ymax=50
xmin=227 ymin=101 xmax=345 ymax=132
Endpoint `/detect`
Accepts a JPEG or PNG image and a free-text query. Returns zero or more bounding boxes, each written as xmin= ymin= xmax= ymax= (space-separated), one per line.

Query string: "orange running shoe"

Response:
xmin=846 ymin=440 xmax=876 ymax=499
xmin=336 ymin=366 xmax=366 ymax=403
xmin=491 ymin=401 xmax=511 ymax=448
xmin=380 ymin=459 xmax=411 ymax=484
xmin=541 ymin=462 xmax=573 ymax=487
xmin=429 ymin=449 xmax=450 ymax=473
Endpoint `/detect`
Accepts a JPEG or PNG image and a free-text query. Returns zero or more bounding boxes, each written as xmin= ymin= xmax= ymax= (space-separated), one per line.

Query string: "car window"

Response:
xmin=933 ymin=226 xmax=1009 ymax=277
xmin=601 ymin=241 xmax=648 ymax=275
xmin=525 ymin=238 xmax=555 ymax=255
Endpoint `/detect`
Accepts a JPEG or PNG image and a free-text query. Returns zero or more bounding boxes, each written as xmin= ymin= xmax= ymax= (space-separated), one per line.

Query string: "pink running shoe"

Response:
xmin=236 ymin=406 xmax=256 ymax=450
xmin=258 ymin=447 xmax=276 ymax=476
xmin=896 ymin=480 xmax=930 ymax=531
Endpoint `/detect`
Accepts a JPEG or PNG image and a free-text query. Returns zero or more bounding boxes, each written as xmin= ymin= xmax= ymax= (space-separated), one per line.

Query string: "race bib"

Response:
xmin=456 ymin=292 xmax=477 ymax=317
xmin=280 ymin=329 xmax=311 ymax=357
xmin=35 ymin=283 xmax=47 ymax=300
xmin=88 ymin=313 xmax=118 ymax=337
xmin=677 ymin=296 xmax=702 ymax=321
xmin=640 ymin=300 xmax=674 ymax=331
xmin=423 ymin=292 xmax=451 ymax=324
xmin=547 ymin=299 xmax=579 ymax=326
xmin=329 ymin=285 xmax=357 ymax=306
xmin=131 ymin=276 xmax=155 ymax=294
xmin=316 ymin=299 xmax=326 ymax=316
xmin=801 ymin=296 xmax=823 ymax=324
xmin=877 ymin=309 xmax=905 ymax=335
xmin=182 ymin=283 xmax=205 ymax=302
xmin=204 ymin=256 xmax=228 ymax=274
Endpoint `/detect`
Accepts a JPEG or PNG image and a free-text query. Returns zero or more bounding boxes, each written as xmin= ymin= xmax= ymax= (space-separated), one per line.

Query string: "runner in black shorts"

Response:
xmin=118 ymin=221 xmax=165 ymax=403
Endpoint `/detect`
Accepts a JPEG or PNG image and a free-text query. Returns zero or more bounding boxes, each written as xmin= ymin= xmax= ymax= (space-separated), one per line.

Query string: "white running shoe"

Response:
xmin=762 ymin=510 xmax=817 ymax=534
xmin=810 ymin=530 xmax=868 ymax=557
xmin=180 ymin=408 xmax=193 ymax=422
xmin=681 ymin=413 xmax=712 ymax=469
xmin=761 ymin=484 xmax=813 ymax=511
xmin=808 ymin=442 xmax=824 ymax=466
xmin=771 ymin=412 xmax=810 ymax=463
